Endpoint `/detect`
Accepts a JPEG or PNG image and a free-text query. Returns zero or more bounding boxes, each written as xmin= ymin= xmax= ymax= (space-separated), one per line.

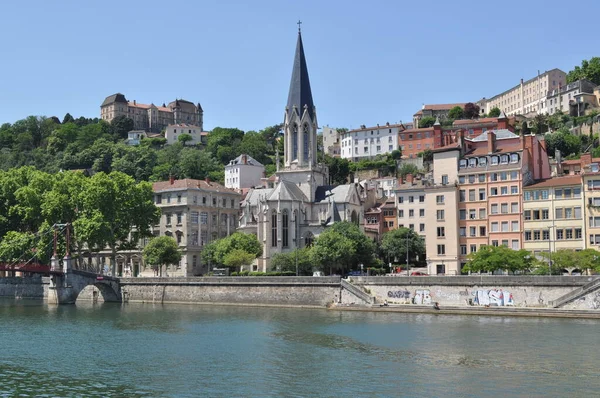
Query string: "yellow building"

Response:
xmin=583 ymin=161 xmax=600 ymax=249
xmin=523 ymin=176 xmax=584 ymax=259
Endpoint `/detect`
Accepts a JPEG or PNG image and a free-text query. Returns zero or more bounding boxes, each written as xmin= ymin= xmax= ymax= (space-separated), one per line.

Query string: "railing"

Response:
xmin=341 ymin=279 xmax=375 ymax=304
xmin=550 ymin=277 xmax=600 ymax=308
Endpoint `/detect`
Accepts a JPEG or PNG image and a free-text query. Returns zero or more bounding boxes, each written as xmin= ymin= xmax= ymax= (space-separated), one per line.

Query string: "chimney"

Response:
xmin=487 ymin=131 xmax=496 ymax=154
xmin=133 ymin=99 xmax=136 ymax=105
xmin=457 ymin=130 xmax=464 ymax=149
xmin=242 ymin=154 xmax=248 ymax=164
xmin=205 ymin=177 xmax=211 ymax=184
xmin=398 ymin=175 xmax=404 ymax=185
xmin=581 ymin=152 xmax=592 ymax=169
xmin=406 ymin=173 xmax=414 ymax=184
xmin=169 ymin=175 xmax=175 ymax=185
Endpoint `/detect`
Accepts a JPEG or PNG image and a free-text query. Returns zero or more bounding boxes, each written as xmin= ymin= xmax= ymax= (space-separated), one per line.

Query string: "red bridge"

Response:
xmin=0 ymin=261 xmax=64 ymax=276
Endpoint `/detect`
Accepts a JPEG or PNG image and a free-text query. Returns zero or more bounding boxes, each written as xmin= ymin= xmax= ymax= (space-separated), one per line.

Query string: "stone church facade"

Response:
xmin=238 ymin=28 xmax=363 ymax=272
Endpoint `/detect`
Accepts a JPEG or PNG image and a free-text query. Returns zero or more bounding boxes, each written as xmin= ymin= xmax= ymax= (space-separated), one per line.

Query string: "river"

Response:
xmin=0 ymin=299 xmax=598 ymax=397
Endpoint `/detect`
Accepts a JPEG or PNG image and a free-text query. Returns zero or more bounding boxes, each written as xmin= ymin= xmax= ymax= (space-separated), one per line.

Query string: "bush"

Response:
xmin=240 ymin=270 xmax=250 ymax=276
xmin=249 ymin=271 xmax=266 ymax=276
xmin=230 ymin=271 xmax=238 ymax=276
xmin=282 ymin=271 xmax=296 ymax=276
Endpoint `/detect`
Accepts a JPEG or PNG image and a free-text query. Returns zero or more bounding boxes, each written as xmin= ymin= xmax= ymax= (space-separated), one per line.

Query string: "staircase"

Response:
xmin=550 ymin=277 xmax=600 ymax=308
xmin=341 ymin=279 xmax=375 ymax=304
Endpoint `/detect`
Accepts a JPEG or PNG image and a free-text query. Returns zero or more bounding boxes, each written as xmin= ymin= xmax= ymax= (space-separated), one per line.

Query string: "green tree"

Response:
xmin=142 ymin=236 xmax=181 ymax=276
xmin=178 ymin=133 xmax=193 ymax=145
xmin=222 ymin=249 xmax=256 ymax=272
xmin=269 ymin=247 xmax=312 ymax=275
xmin=463 ymin=245 xmax=533 ymax=274
xmin=238 ymin=131 xmax=272 ymax=164
xmin=0 ymin=231 xmax=36 ymax=262
xmin=463 ymin=103 xmax=480 ymax=119
xmin=62 ymin=113 xmax=75 ymax=124
xmin=398 ymin=163 xmax=420 ymax=178
xmin=311 ymin=229 xmax=355 ymax=275
xmin=544 ymin=128 xmax=581 ymax=158
xmin=74 ymin=172 xmax=160 ymax=275
xmin=203 ymin=232 xmax=262 ymax=267
xmin=567 ymin=57 xmax=600 ymax=85
xmin=324 ymin=221 xmax=376 ymax=270
xmin=324 ymin=155 xmax=350 ymax=185
xmin=110 ymin=116 xmax=134 ymax=140
xmin=488 ymin=107 xmax=501 ymax=118
xmin=380 ymin=227 xmax=425 ymax=267
xmin=419 ymin=116 xmax=436 ymax=128
xmin=448 ymin=106 xmax=464 ymax=120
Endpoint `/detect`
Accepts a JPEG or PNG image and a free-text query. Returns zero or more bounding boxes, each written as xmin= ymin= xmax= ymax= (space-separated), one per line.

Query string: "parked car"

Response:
xmin=410 ymin=271 xmax=428 ymax=276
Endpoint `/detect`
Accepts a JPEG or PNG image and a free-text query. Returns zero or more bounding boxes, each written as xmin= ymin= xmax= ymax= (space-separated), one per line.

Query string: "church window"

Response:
xmin=271 ymin=211 xmax=278 ymax=247
xmin=292 ymin=124 xmax=298 ymax=160
xmin=282 ymin=210 xmax=289 ymax=248
xmin=303 ymin=124 xmax=309 ymax=161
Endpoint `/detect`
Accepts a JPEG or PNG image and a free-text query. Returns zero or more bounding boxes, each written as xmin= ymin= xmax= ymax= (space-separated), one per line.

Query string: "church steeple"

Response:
xmin=283 ymin=23 xmax=318 ymax=169
xmin=286 ymin=26 xmax=315 ymax=121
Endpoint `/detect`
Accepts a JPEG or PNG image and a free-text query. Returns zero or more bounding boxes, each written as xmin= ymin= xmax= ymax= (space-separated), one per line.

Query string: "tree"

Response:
xmin=75 ymin=171 xmax=160 ymax=275
xmin=238 ymin=131 xmax=271 ymax=164
xmin=143 ymin=236 xmax=180 ymax=276
xmin=324 ymin=155 xmax=350 ymax=185
xmin=420 ymin=149 xmax=433 ymax=163
xmin=418 ymin=116 xmax=436 ymax=128
xmin=398 ymin=163 xmax=419 ymax=178
xmin=488 ymin=107 xmax=501 ymax=118
xmin=390 ymin=149 xmax=402 ymax=160
xmin=270 ymin=247 xmax=312 ymax=275
xmin=463 ymin=245 xmax=533 ymax=274
xmin=110 ymin=116 xmax=134 ymax=140
xmin=178 ymin=133 xmax=193 ymax=145
xmin=0 ymin=231 xmax=37 ymax=262
xmin=202 ymin=232 xmax=262 ymax=267
xmin=62 ymin=113 xmax=75 ymax=124
xmin=463 ymin=103 xmax=480 ymax=119
xmin=222 ymin=249 xmax=256 ymax=272
xmin=544 ymin=128 xmax=581 ymax=158
xmin=567 ymin=57 xmax=600 ymax=85
xmin=380 ymin=228 xmax=425 ymax=267
xmin=448 ymin=106 xmax=464 ymax=120
xmin=311 ymin=229 xmax=355 ymax=275
xmin=323 ymin=222 xmax=376 ymax=270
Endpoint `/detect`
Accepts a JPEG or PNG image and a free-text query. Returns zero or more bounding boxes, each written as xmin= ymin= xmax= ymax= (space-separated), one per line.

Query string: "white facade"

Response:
xmin=225 ymin=154 xmax=265 ymax=190
xmin=540 ymin=80 xmax=598 ymax=116
xmin=480 ymin=69 xmax=567 ymax=117
xmin=340 ymin=123 xmax=401 ymax=161
xmin=125 ymin=130 xmax=148 ymax=146
xmin=165 ymin=124 xmax=203 ymax=145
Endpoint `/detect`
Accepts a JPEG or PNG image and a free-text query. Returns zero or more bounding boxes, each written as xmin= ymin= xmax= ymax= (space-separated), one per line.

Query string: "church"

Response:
xmin=238 ymin=26 xmax=364 ymax=272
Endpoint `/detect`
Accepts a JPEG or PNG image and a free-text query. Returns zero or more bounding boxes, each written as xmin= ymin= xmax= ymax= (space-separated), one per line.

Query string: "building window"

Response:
xmin=459 ymin=209 xmax=466 ymax=220
xmin=442 ymin=175 xmax=449 ymax=185
xmin=436 ymin=210 xmax=445 ymax=220
xmin=511 ymin=221 xmax=519 ymax=232
xmin=470 ymin=244 xmax=477 ymax=253
xmin=166 ymin=214 xmax=172 ymax=225
xmin=479 ymin=226 xmax=486 ymax=236
xmin=437 ymin=227 xmax=445 ymax=237
xmin=176 ymin=213 xmax=182 ymax=225
xmin=419 ymin=209 xmax=425 ymax=217
xmin=282 ymin=210 xmax=289 ymax=248
xmin=191 ymin=211 xmax=199 ymax=224
xmin=437 ymin=245 xmax=446 ymax=255
xmin=436 ymin=195 xmax=444 ymax=204
xmin=271 ymin=212 xmax=278 ymax=247
xmin=460 ymin=245 xmax=467 ymax=255
xmin=420 ymin=224 xmax=425 ymax=232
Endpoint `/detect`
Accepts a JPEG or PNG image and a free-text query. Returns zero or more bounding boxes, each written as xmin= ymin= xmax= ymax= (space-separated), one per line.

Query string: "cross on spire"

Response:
xmin=297 ymin=20 xmax=302 ymax=33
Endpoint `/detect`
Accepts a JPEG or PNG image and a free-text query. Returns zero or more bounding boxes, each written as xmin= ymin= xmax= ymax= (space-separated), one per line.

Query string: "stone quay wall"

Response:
xmin=118 ymin=277 xmax=342 ymax=307
xmin=348 ymin=276 xmax=598 ymax=309
xmin=0 ymin=276 xmax=48 ymax=299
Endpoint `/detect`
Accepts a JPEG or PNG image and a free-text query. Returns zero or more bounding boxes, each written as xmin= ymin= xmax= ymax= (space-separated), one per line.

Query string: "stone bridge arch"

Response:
xmin=48 ymin=269 xmax=122 ymax=304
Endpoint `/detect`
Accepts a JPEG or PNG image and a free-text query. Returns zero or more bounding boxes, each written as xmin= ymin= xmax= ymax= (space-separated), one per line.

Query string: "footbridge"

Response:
xmin=47 ymin=256 xmax=121 ymax=305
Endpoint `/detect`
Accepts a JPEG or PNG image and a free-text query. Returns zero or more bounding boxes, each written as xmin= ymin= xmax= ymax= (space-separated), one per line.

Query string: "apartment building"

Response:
xmin=150 ymin=177 xmax=241 ymax=276
xmin=395 ymin=174 xmax=428 ymax=237
xmin=225 ymin=154 xmax=265 ymax=190
xmin=540 ymin=79 xmax=598 ymax=116
xmin=522 ymin=176 xmax=584 ymax=261
xmin=340 ymin=122 xmax=402 ymax=161
xmin=583 ymin=158 xmax=600 ymax=250
xmin=322 ymin=126 xmax=341 ymax=157
xmin=164 ymin=124 xmax=206 ymax=146
xmin=479 ymin=69 xmax=567 ymax=117
xmin=413 ymin=103 xmax=467 ymax=128
xmin=424 ymin=149 xmax=461 ymax=275
xmin=101 ymin=93 xmax=204 ymax=133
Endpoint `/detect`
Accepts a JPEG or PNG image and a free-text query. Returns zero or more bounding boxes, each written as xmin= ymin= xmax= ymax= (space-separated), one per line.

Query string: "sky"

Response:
xmin=1 ymin=0 xmax=599 ymax=133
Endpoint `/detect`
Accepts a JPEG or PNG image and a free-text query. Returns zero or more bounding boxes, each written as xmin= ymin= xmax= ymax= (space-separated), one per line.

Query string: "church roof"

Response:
xmin=324 ymin=198 xmax=342 ymax=226
xmin=243 ymin=188 xmax=274 ymax=206
xmin=227 ymin=154 xmax=263 ymax=167
xmin=268 ymin=180 xmax=307 ymax=202
xmin=286 ymin=31 xmax=315 ymax=120
xmin=314 ymin=184 xmax=355 ymax=204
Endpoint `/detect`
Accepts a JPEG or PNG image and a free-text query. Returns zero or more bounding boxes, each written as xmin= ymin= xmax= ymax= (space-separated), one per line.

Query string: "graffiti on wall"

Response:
xmin=386 ymin=289 xmax=432 ymax=304
xmin=473 ymin=289 xmax=514 ymax=306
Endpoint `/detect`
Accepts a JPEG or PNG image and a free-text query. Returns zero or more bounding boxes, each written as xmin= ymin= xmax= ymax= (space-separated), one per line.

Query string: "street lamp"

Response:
xmin=360 ymin=263 xmax=364 ymax=276
xmin=406 ymin=231 xmax=410 ymax=276
xmin=548 ymin=226 xmax=554 ymax=276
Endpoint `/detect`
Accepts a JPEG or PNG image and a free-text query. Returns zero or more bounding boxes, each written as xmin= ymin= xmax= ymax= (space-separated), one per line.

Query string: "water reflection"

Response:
xmin=1 ymin=299 xmax=599 ymax=397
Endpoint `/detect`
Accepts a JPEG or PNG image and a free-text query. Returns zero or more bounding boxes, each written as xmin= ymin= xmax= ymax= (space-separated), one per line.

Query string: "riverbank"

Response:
xmin=332 ymin=303 xmax=600 ymax=319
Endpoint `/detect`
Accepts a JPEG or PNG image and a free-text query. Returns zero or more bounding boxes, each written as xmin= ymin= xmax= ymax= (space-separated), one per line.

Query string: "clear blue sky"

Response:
xmin=1 ymin=0 xmax=599 ymax=132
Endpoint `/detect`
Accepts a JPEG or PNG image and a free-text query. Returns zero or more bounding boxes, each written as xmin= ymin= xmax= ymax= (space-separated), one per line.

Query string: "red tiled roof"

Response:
xmin=453 ymin=118 xmax=498 ymax=126
xmin=414 ymin=103 xmax=467 ymax=116
xmin=466 ymin=143 xmax=522 ymax=156
xmin=525 ymin=175 xmax=582 ymax=188
xmin=153 ymin=178 xmax=238 ymax=194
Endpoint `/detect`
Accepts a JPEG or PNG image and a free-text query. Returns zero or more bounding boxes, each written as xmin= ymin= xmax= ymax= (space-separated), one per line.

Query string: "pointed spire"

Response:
xmin=433 ymin=116 xmax=441 ymax=126
xmin=276 ymin=144 xmax=280 ymax=172
xmin=286 ymin=27 xmax=314 ymax=120
xmin=498 ymin=110 xmax=507 ymax=119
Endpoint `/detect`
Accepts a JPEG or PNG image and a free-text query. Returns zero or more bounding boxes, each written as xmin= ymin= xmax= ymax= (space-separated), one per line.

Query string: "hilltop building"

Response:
xmin=100 ymin=93 xmax=204 ymax=133
xmin=238 ymin=28 xmax=363 ymax=271
xmin=225 ymin=154 xmax=265 ymax=190
xmin=413 ymin=103 xmax=467 ymax=128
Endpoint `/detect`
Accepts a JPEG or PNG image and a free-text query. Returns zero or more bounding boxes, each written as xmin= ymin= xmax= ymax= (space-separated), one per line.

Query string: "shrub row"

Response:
xmin=229 ymin=271 xmax=297 ymax=277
